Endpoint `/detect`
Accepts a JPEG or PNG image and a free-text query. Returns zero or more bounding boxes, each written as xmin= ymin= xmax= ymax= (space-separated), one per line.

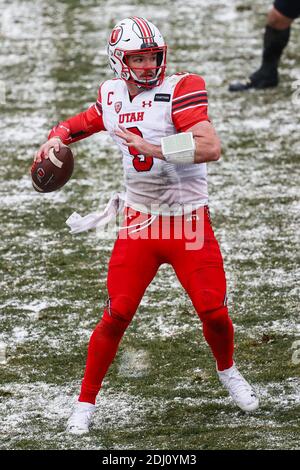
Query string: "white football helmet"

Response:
xmin=107 ymin=17 xmax=167 ymax=89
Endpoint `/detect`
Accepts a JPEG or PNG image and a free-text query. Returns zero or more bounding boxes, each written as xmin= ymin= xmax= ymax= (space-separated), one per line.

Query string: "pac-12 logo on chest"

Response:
xmin=119 ymin=111 xmax=144 ymax=124
xmin=114 ymin=101 xmax=122 ymax=113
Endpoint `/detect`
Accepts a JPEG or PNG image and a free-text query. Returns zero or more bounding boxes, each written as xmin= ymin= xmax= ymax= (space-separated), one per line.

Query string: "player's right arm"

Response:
xmin=34 ymin=87 xmax=105 ymax=163
xmin=171 ymin=74 xmax=221 ymax=163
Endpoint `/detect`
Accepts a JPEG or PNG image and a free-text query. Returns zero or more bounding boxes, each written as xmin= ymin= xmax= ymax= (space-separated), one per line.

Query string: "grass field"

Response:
xmin=0 ymin=0 xmax=299 ymax=450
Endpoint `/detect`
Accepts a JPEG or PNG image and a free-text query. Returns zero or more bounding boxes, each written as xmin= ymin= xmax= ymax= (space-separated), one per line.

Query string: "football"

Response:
xmin=31 ymin=145 xmax=74 ymax=193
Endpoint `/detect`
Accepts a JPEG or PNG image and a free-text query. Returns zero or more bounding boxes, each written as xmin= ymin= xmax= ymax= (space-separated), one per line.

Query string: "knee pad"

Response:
xmin=192 ymin=288 xmax=227 ymax=323
xmin=94 ymin=313 xmax=128 ymax=341
xmin=105 ymin=294 xmax=138 ymax=324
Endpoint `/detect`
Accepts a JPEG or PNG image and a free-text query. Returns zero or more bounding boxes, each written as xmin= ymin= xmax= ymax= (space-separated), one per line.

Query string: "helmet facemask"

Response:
xmin=116 ymin=45 xmax=167 ymax=89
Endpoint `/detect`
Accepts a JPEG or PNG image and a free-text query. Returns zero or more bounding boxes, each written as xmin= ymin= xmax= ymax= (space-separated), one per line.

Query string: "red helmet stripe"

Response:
xmin=132 ymin=17 xmax=149 ymax=42
xmin=132 ymin=17 xmax=152 ymax=44
xmin=131 ymin=17 xmax=148 ymax=42
xmin=138 ymin=17 xmax=153 ymax=42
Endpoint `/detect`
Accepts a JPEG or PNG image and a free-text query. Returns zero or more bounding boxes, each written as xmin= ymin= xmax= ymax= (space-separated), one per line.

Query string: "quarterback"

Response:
xmin=35 ymin=17 xmax=259 ymax=434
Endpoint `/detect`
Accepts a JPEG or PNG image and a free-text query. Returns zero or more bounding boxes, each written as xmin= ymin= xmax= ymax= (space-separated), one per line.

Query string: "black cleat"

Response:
xmin=229 ymin=67 xmax=279 ymax=92
xmin=229 ymin=80 xmax=253 ymax=92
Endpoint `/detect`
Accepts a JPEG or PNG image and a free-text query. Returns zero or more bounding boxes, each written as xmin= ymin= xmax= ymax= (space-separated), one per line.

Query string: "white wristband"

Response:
xmin=161 ymin=132 xmax=195 ymax=164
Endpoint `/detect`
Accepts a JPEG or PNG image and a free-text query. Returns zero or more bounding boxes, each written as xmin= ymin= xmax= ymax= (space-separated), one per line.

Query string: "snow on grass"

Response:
xmin=0 ymin=381 xmax=149 ymax=449
xmin=118 ymin=348 xmax=151 ymax=378
xmin=0 ymin=376 xmax=299 ymax=449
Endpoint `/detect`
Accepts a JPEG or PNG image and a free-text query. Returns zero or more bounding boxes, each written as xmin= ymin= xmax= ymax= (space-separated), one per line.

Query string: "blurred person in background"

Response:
xmin=229 ymin=0 xmax=300 ymax=91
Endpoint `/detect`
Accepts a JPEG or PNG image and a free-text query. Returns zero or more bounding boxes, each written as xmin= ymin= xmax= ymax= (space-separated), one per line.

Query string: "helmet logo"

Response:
xmin=115 ymin=101 xmax=122 ymax=113
xmin=109 ymin=26 xmax=123 ymax=46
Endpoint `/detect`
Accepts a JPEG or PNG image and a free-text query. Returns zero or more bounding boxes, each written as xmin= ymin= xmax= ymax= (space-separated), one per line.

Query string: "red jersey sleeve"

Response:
xmin=48 ymin=85 xmax=106 ymax=144
xmin=172 ymin=74 xmax=209 ymax=132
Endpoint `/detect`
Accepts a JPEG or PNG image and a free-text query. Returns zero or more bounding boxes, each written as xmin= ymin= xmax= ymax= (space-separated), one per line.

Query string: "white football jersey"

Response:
xmin=99 ymin=74 xmax=209 ymax=215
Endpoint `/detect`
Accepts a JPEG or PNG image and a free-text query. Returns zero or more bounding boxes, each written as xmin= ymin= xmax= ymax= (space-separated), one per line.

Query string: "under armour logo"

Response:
xmin=142 ymin=100 xmax=152 ymax=107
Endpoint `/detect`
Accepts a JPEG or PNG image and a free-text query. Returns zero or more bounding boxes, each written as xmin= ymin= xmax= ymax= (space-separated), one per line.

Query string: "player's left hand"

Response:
xmin=115 ymin=125 xmax=154 ymax=157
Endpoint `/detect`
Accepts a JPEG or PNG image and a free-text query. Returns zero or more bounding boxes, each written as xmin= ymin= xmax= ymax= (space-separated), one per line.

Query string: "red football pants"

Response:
xmin=79 ymin=206 xmax=234 ymax=404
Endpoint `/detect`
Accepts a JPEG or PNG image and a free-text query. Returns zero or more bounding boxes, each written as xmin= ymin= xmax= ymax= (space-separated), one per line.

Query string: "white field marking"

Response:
xmin=0 ymin=80 xmax=6 ymax=104
xmin=0 ymin=342 xmax=7 ymax=365
xmin=291 ymin=340 xmax=300 ymax=365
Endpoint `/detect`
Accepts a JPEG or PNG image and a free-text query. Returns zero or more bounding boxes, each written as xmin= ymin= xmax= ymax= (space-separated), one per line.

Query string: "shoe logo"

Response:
xmin=186 ymin=214 xmax=199 ymax=222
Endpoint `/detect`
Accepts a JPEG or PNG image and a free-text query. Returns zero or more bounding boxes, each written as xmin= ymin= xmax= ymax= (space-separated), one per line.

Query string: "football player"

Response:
xmin=35 ymin=17 xmax=259 ymax=434
xmin=229 ymin=0 xmax=300 ymax=91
